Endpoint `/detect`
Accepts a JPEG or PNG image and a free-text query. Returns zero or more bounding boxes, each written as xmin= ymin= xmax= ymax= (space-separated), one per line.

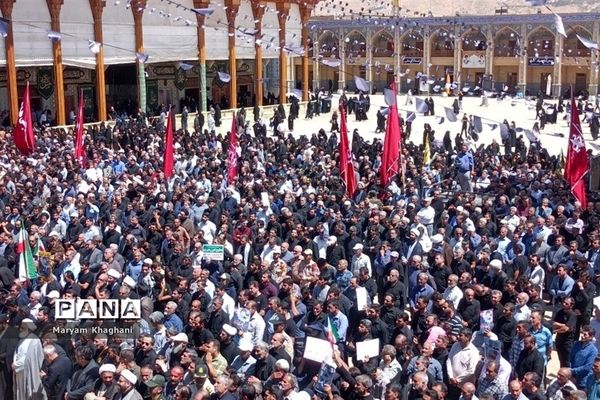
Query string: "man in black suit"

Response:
xmin=65 ymin=345 xmax=100 ymax=400
xmin=0 ymin=313 xmax=18 ymax=400
xmin=41 ymin=344 xmax=73 ymax=400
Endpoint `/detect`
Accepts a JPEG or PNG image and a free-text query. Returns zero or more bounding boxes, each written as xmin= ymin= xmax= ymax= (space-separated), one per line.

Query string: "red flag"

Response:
xmin=380 ymin=82 xmax=402 ymax=187
xmin=74 ymin=89 xmax=86 ymax=167
xmin=13 ymin=81 xmax=35 ymax=155
xmin=163 ymin=106 xmax=174 ymax=178
xmin=227 ymin=115 xmax=238 ymax=183
xmin=339 ymin=103 xmax=357 ymax=197
xmin=565 ymin=94 xmax=589 ymax=208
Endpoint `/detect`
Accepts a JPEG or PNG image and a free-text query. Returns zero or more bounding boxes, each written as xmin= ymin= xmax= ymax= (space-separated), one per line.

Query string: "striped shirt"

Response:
xmin=508 ymin=336 xmax=525 ymax=370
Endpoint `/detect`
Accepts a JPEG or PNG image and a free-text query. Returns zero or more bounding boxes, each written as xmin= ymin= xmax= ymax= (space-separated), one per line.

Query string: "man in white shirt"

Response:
xmin=416 ymin=197 xmax=436 ymax=236
xmin=447 ymin=328 xmax=480 ymax=393
xmin=444 ymin=274 xmax=464 ymax=310
xmin=503 ymin=207 xmax=521 ymax=234
xmin=351 ymin=243 xmax=372 ymax=276
xmin=244 ymin=300 xmax=265 ymax=345
xmin=198 ymin=213 xmax=216 ymax=243
xmin=513 ymin=292 xmax=531 ymax=322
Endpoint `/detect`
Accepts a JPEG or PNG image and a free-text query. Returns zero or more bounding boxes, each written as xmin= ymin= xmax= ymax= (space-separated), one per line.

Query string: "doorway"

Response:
xmin=575 ymin=73 xmax=587 ymax=94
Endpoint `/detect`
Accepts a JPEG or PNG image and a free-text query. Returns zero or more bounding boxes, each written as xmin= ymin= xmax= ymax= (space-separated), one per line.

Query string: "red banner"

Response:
xmin=380 ymin=82 xmax=402 ymax=187
xmin=74 ymin=89 xmax=86 ymax=167
xmin=13 ymin=81 xmax=35 ymax=155
xmin=163 ymin=107 xmax=174 ymax=178
xmin=565 ymin=94 xmax=589 ymax=207
xmin=339 ymin=103 xmax=357 ymax=197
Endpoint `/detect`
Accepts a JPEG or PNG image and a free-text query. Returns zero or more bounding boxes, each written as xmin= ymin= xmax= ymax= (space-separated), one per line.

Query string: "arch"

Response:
xmin=564 ymin=26 xmax=592 ymax=57
xmin=372 ymin=29 xmax=394 ymax=57
xmin=430 ymin=28 xmax=454 ymax=57
xmin=527 ymin=27 xmax=555 ymax=58
xmin=401 ymin=31 xmax=424 ymax=57
xmin=494 ymin=27 xmax=520 ymax=57
xmin=344 ymin=30 xmax=367 ymax=58
xmin=317 ymin=30 xmax=339 ymax=58
xmin=461 ymin=29 xmax=488 ymax=51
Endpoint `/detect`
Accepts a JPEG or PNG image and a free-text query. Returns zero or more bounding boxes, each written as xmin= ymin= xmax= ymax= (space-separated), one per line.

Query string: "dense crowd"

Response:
xmin=0 ymin=93 xmax=599 ymax=400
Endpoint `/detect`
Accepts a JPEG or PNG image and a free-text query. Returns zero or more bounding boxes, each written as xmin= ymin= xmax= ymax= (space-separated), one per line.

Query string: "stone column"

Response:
xmin=312 ymin=33 xmax=320 ymax=91
xmin=590 ymin=21 xmax=599 ymax=96
xmin=225 ymin=0 xmax=240 ymax=109
xmin=394 ymin=26 xmax=401 ymax=89
xmin=454 ymin=26 xmax=462 ymax=88
xmin=47 ymin=0 xmax=66 ymax=125
xmin=552 ymin=32 xmax=563 ymax=98
xmin=277 ymin=1 xmax=290 ymax=104
xmin=338 ymin=29 xmax=346 ymax=92
xmin=132 ymin=0 xmax=147 ymax=113
xmin=90 ymin=0 xmax=106 ymax=121
xmin=252 ymin=1 xmax=266 ymax=106
xmin=423 ymin=27 xmax=431 ymax=77
xmin=366 ymin=28 xmax=373 ymax=92
xmin=485 ymin=35 xmax=494 ymax=78
xmin=193 ymin=0 xmax=210 ymax=112
xmin=518 ymin=23 xmax=528 ymax=94
xmin=0 ymin=0 xmax=18 ymax=125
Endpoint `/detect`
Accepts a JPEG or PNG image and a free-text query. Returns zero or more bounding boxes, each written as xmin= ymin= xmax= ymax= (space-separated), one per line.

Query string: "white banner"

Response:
xmin=462 ymin=54 xmax=486 ymax=69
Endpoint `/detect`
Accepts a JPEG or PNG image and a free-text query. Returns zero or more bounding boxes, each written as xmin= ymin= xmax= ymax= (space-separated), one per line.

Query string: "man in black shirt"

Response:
xmin=457 ymin=288 xmax=481 ymax=331
xmin=493 ymin=303 xmax=517 ymax=357
xmin=553 ymin=297 xmax=577 ymax=367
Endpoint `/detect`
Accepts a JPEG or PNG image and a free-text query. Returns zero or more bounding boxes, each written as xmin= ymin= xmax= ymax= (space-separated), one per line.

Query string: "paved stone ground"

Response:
xmin=211 ymin=93 xmax=600 ymax=158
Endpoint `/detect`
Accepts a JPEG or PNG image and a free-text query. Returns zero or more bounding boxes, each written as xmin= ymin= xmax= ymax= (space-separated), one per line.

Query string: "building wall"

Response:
xmin=308 ymin=13 xmax=600 ymax=95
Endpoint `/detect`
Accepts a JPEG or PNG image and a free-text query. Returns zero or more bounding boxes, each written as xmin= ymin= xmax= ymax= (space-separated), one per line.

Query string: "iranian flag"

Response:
xmin=16 ymin=225 xmax=37 ymax=280
xmin=326 ymin=316 xmax=339 ymax=349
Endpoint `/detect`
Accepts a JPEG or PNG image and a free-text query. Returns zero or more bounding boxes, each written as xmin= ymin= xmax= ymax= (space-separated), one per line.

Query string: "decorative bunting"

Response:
xmin=47 ymin=30 xmax=62 ymax=41
xmin=354 ymin=76 xmax=369 ymax=92
xmin=445 ymin=107 xmax=458 ymax=122
xmin=0 ymin=17 xmax=9 ymax=38
xmin=192 ymin=7 xmax=215 ymax=16
xmin=524 ymin=0 xmax=547 ymax=6
xmin=136 ymin=52 xmax=149 ymax=63
xmin=553 ymin=13 xmax=566 ymax=38
xmin=177 ymin=62 xmax=194 ymax=71
xmin=415 ymin=97 xmax=429 ymax=114
xmin=383 ymin=88 xmax=396 ymax=106
xmin=576 ymin=34 xmax=599 ymax=50
xmin=217 ymin=71 xmax=231 ymax=83
xmin=88 ymin=40 xmax=101 ymax=54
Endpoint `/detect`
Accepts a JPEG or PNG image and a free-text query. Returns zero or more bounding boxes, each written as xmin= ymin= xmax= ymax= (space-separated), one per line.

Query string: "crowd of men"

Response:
xmin=0 ymin=93 xmax=599 ymax=400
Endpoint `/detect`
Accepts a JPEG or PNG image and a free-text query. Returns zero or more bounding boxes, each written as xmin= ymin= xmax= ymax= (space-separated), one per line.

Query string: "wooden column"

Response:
xmin=252 ymin=1 xmax=265 ymax=106
xmin=47 ymin=0 xmax=66 ymax=125
xmin=224 ymin=0 xmax=240 ymax=109
xmin=132 ymin=0 xmax=147 ymax=112
xmin=193 ymin=0 xmax=210 ymax=112
xmin=0 ymin=0 xmax=18 ymax=125
xmin=277 ymin=1 xmax=290 ymax=104
xmin=90 ymin=0 xmax=106 ymax=121
xmin=299 ymin=3 xmax=312 ymax=101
